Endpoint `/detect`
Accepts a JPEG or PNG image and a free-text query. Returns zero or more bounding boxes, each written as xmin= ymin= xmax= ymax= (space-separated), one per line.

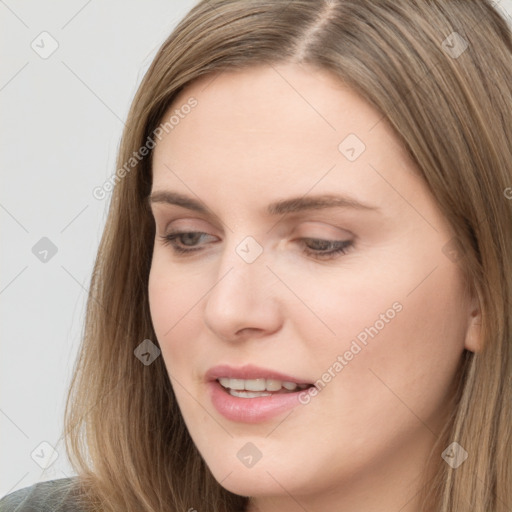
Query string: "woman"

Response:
xmin=2 ymin=0 xmax=511 ymax=511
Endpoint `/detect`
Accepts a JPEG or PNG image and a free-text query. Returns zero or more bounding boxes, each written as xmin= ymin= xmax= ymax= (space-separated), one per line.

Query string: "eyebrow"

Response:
xmin=147 ymin=190 xmax=379 ymax=216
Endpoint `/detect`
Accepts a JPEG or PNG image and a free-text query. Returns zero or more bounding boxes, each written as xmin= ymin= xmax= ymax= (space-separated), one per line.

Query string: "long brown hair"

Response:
xmin=62 ymin=1 xmax=512 ymax=511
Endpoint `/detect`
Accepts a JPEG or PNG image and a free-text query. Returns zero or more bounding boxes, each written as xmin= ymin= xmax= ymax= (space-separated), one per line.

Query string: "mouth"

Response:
xmin=206 ymin=366 xmax=316 ymax=422
xmin=217 ymin=377 xmax=313 ymax=398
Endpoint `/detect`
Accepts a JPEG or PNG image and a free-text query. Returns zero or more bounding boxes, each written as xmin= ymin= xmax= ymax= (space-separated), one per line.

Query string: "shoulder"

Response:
xmin=0 ymin=477 xmax=85 ymax=512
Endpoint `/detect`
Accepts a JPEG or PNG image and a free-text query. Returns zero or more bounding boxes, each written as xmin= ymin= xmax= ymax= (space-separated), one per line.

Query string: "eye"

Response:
xmin=158 ymin=231 xmax=354 ymax=260
xmin=158 ymin=231 xmax=218 ymax=254
xmin=300 ymin=237 xmax=353 ymax=260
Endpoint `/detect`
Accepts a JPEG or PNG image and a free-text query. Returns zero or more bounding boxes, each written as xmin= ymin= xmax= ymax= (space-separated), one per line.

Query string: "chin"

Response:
xmin=211 ymin=465 xmax=285 ymax=497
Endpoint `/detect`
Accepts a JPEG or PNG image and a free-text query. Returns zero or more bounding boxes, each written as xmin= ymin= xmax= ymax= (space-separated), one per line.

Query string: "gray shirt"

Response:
xmin=0 ymin=478 xmax=83 ymax=512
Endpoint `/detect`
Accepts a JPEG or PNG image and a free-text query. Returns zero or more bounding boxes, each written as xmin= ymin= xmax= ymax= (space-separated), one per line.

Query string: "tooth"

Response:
xmin=218 ymin=377 xmax=307 ymax=392
xmin=265 ymin=379 xmax=282 ymax=391
xmin=244 ymin=378 xmax=267 ymax=391
xmin=218 ymin=377 xmax=230 ymax=388
xmin=229 ymin=378 xmax=245 ymax=390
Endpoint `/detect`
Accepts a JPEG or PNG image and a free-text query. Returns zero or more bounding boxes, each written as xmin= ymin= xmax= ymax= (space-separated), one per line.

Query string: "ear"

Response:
xmin=464 ymin=293 xmax=482 ymax=353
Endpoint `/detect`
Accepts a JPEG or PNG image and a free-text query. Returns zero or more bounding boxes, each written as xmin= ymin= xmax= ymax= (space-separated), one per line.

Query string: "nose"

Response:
xmin=203 ymin=240 xmax=283 ymax=342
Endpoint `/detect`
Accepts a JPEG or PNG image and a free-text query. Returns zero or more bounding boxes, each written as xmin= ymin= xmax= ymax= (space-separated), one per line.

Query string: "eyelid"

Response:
xmin=156 ymin=215 xmax=218 ymax=235
xmin=293 ymin=221 xmax=354 ymax=239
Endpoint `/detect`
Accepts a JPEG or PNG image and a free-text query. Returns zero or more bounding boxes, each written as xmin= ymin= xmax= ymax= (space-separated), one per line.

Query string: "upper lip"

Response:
xmin=206 ymin=364 xmax=313 ymax=385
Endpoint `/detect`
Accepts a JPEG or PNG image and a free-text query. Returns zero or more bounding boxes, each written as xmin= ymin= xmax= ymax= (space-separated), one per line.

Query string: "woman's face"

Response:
xmin=148 ymin=63 xmax=479 ymax=510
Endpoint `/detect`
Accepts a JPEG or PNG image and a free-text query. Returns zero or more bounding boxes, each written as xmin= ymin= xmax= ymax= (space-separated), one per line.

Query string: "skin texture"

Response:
xmin=148 ymin=63 xmax=481 ymax=512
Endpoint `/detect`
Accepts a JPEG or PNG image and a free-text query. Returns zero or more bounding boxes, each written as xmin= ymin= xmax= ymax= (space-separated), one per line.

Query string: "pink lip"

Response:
xmin=205 ymin=364 xmax=314 ymax=423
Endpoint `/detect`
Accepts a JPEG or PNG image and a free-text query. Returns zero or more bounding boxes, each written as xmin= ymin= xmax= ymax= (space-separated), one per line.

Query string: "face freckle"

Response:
xmin=147 ymin=62 xmax=475 ymax=509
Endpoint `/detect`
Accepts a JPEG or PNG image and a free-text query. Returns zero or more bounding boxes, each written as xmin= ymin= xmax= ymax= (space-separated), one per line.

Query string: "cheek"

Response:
xmin=303 ymin=259 xmax=468 ymax=436
xmin=275 ymin=238 xmax=467 ymax=395
xmin=147 ymin=257 xmax=204 ymax=367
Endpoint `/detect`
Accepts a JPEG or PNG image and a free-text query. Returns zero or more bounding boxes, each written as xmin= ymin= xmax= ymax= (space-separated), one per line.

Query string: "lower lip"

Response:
xmin=208 ymin=380 xmax=306 ymax=423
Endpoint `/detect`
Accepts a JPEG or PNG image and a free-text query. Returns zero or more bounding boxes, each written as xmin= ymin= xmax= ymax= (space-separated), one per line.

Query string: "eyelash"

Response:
xmin=158 ymin=231 xmax=353 ymax=260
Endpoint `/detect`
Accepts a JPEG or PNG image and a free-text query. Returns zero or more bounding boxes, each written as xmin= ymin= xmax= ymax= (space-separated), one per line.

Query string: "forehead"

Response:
xmin=151 ymin=63 xmax=421 ymax=215
xmin=157 ymin=62 xmax=384 ymax=153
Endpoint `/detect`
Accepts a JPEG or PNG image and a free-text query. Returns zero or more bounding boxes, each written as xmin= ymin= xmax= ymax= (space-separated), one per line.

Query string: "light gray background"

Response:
xmin=0 ymin=0 xmax=198 ymax=495
xmin=1 ymin=0 xmax=511 ymax=497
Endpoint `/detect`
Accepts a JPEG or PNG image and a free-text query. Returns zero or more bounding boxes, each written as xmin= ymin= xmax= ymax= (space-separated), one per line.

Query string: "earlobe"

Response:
xmin=464 ymin=303 xmax=482 ymax=353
